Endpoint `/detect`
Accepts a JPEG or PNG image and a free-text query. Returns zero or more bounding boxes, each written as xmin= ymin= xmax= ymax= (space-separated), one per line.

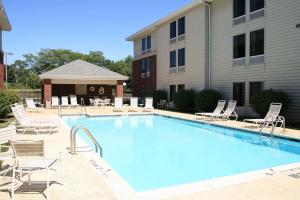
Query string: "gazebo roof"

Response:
xmin=39 ymin=59 xmax=128 ymax=81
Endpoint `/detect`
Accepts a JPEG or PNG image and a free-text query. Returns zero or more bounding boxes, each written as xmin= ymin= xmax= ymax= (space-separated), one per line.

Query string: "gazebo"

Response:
xmin=39 ymin=59 xmax=128 ymax=107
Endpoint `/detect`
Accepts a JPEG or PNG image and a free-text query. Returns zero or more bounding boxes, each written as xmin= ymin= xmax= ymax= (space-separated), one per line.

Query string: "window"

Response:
xmin=233 ymin=82 xmax=245 ymax=106
xmin=140 ymin=59 xmax=146 ymax=78
xmin=178 ymin=84 xmax=185 ymax=91
xmin=146 ymin=59 xmax=151 ymax=77
xmin=250 ymin=29 xmax=264 ymax=56
xmin=142 ymin=38 xmax=146 ymax=52
xmin=170 ymin=21 xmax=177 ymax=39
xmin=233 ymin=34 xmax=245 ymax=59
xmin=178 ymin=17 xmax=185 ymax=36
xmin=249 ymin=81 xmax=263 ymax=102
xmin=233 ymin=0 xmax=245 ymax=18
xmin=170 ymin=85 xmax=176 ymax=101
xmin=147 ymin=36 xmax=151 ymax=50
xmin=250 ymin=0 xmax=264 ymax=12
xmin=170 ymin=51 xmax=176 ymax=68
xmin=178 ymin=48 xmax=185 ymax=67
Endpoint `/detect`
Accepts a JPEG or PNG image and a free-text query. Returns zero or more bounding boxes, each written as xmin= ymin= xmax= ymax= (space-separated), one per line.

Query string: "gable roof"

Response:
xmin=0 ymin=0 xmax=12 ymax=31
xmin=126 ymin=0 xmax=208 ymax=41
xmin=39 ymin=59 xmax=128 ymax=81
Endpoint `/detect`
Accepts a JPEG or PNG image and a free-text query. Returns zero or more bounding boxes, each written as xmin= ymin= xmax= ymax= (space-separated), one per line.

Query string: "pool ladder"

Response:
xmin=259 ymin=115 xmax=285 ymax=136
xmin=69 ymin=125 xmax=103 ymax=157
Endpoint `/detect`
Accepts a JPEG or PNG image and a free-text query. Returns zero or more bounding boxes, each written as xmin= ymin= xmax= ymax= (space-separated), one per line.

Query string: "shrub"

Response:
xmin=152 ymin=90 xmax=168 ymax=108
xmin=173 ymin=89 xmax=195 ymax=110
xmin=0 ymin=90 xmax=20 ymax=118
xmin=250 ymin=89 xmax=289 ymax=117
xmin=194 ymin=89 xmax=221 ymax=112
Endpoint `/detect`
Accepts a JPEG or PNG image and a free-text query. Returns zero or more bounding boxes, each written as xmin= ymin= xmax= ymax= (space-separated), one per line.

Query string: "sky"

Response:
xmin=3 ymin=0 xmax=191 ymax=64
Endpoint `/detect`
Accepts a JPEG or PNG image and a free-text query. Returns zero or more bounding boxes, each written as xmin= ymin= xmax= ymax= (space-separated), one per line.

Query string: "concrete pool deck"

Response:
xmin=0 ymin=106 xmax=300 ymax=200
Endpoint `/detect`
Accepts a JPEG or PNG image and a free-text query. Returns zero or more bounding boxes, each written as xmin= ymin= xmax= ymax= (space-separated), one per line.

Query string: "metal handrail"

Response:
xmin=70 ymin=125 xmax=103 ymax=157
xmin=260 ymin=115 xmax=275 ymax=136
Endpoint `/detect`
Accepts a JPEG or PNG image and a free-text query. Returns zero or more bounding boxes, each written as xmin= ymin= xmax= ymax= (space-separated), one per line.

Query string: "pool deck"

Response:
xmin=1 ymin=106 xmax=300 ymax=200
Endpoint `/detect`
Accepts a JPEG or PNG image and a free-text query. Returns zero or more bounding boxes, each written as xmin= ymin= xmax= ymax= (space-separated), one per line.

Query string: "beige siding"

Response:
xmin=211 ymin=0 xmax=300 ymax=122
xmin=133 ymin=32 xmax=157 ymax=59
xmin=156 ymin=5 xmax=207 ymax=94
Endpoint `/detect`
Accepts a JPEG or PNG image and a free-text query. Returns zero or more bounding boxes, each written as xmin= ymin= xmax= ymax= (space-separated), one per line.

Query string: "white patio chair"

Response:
xmin=70 ymin=95 xmax=79 ymax=107
xmin=113 ymin=97 xmax=123 ymax=112
xmin=143 ymin=97 xmax=154 ymax=112
xmin=0 ymin=126 xmax=17 ymax=176
xmin=51 ymin=96 xmax=59 ymax=108
xmin=195 ymin=100 xmax=226 ymax=120
xmin=89 ymin=98 xmax=95 ymax=106
xmin=9 ymin=140 xmax=64 ymax=200
xmin=128 ymin=97 xmax=138 ymax=112
xmin=243 ymin=103 xmax=285 ymax=130
xmin=11 ymin=104 xmax=59 ymax=135
xmin=26 ymin=98 xmax=43 ymax=112
xmin=213 ymin=100 xmax=238 ymax=120
xmin=61 ymin=96 xmax=70 ymax=107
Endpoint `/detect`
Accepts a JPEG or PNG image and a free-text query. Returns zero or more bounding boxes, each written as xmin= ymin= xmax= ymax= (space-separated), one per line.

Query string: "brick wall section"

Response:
xmin=116 ymin=80 xmax=124 ymax=97
xmin=43 ymin=79 xmax=52 ymax=108
xmin=132 ymin=55 xmax=157 ymax=97
xmin=0 ymin=51 xmax=4 ymax=89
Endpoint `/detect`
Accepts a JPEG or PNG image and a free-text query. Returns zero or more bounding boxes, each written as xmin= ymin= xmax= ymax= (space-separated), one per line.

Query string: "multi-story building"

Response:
xmin=126 ymin=0 xmax=300 ymax=122
xmin=0 ymin=0 xmax=12 ymax=89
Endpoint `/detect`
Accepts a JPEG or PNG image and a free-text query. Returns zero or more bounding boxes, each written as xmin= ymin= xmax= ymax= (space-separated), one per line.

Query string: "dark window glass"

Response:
xmin=233 ymin=82 xmax=245 ymax=106
xmin=178 ymin=17 xmax=185 ymax=36
xmin=170 ymin=21 xmax=177 ymax=39
xmin=249 ymin=82 xmax=263 ymax=102
xmin=146 ymin=59 xmax=151 ymax=74
xmin=147 ymin=36 xmax=151 ymax=49
xmin=233 ymin=0 xmax=245 ymax=18
xmin=170 ymin=51 xmax=176 ymax=68
xmin=250 ymin=29 xmax=264 ymax=56
xmin=250 ymin=0 xmax=264 ymax=12
xmin=140 ymin=59 xmax=146 ymax=73
xmin=142 ymin=38 xmax=146 ymax=51
xmin=178 ymin=84 xmax=185 ymax=91
xmin=233 ymin=34 xmax=245 ymax=59
xmin=170 ymin=85 xmax=176 ymax=101
xmin=178 ymin=48 xmax=185 ymax=66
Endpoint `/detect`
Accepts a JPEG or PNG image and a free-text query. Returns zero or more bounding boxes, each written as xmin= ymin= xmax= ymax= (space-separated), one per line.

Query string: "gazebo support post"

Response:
xmin=44 ymin=79 xmax=52 ymax=108
xmin=116 ymin=80 xmax=124 ymax=97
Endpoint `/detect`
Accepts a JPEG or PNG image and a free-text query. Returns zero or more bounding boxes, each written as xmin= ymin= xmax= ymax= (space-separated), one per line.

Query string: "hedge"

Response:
xmin=194 ymin=89 xmax=221 ymax=112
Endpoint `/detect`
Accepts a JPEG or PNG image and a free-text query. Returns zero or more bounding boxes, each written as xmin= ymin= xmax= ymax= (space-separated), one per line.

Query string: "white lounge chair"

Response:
xmin=113 ymin=97 xmax=123 ymax=112
xmin=128 ymin=97 xmax=138 ymax=112
xmin=61 ymin=96 xmax=70 ymax=107
xmin=25 ymin=98 xmax=43 ymax=112
xmin=212 ymin=100 xmax=238 ymax=120
xmin=11 ymin=104 xmax=59 ymax=135
xmin=195 ymin=100 xmax=226 ymax=120
xmin=243 ymin=103 xmax=285 ymax=129
xmin=70 ymin=95 xmax=79 ymax=107
xmin=9 ymin=140 xmax=64 ymax=200
xmin=0 ymin=126 xmax=17 ymax=176
xmin=51 ymin=96 xmax=59 ymax=108
xmin=143 ymin=97 xmax=154 ymax=112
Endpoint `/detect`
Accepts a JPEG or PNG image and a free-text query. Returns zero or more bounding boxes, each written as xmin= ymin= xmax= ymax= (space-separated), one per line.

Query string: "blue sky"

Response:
xmin=3 ymin=0 xmax=191 ymax=63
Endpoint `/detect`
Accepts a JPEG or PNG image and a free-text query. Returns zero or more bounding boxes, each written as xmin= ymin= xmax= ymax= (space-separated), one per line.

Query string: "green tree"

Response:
xmin=7 ymin=49 xmax=133 ymax=90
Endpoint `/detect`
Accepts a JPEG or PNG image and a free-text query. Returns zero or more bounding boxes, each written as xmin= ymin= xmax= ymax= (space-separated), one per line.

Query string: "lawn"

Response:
xmin=0 ymin=115 xmax=15 ymax=129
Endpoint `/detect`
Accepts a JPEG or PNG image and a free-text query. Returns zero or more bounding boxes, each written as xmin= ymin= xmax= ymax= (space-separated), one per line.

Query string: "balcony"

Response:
xmin=134 ymin=49 xmax=156 ymax=60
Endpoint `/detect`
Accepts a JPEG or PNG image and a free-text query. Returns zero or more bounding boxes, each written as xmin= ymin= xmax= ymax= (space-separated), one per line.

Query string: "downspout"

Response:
xmin=203 ymin=1 xmax=211 ymax=88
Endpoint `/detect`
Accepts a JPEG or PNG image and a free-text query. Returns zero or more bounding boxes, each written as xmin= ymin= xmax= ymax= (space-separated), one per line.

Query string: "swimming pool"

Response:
xmin=63 ymin=114 xmax=300 ymax=192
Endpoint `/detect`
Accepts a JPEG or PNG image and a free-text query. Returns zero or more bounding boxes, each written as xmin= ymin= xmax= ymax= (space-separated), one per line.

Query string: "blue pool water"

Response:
xmin=63 ymin=115 xmax=300 ymax=191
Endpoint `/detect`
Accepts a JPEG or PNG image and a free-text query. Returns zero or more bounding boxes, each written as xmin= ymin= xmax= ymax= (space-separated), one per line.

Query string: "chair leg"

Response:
xmin=46 ymin=169 xmax=50 ymax=200
xmin=11 ymin=167 xmax=16 ymax=200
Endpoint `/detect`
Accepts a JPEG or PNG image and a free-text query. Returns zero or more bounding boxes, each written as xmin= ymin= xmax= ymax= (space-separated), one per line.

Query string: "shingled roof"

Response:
xmin=39 ymin=59 xmax=128 ymax=81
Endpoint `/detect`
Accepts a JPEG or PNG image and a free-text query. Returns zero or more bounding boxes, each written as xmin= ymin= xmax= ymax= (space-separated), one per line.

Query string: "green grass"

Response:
xmin=0 ymin=115 xmax=15 ymax=129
